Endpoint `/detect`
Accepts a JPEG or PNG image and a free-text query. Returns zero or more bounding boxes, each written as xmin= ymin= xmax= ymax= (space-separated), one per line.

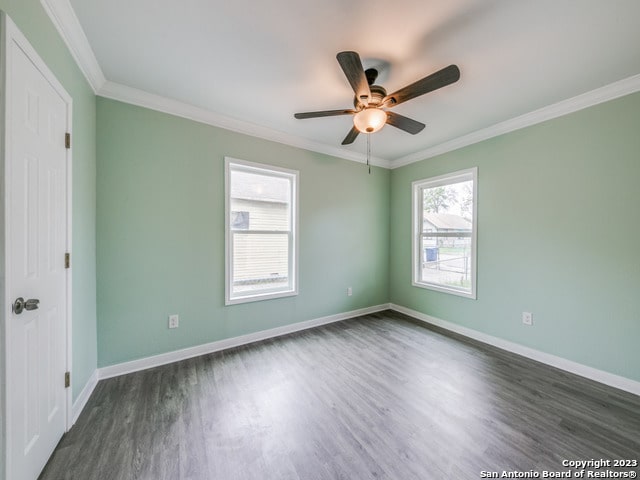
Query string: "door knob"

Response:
xmin=12 ymin=297 xmax=40 ymax=314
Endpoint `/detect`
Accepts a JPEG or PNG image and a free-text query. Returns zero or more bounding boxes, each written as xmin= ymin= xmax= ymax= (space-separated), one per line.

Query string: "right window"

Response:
xmin=412 ymin=167 xmax=477 ymax=299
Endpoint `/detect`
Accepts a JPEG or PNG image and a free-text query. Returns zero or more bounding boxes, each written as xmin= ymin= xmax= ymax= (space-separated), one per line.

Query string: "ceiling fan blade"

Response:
xmin=336 ymin=51 xmax=371 ymax=105
xmin=294 ymin=109 xmax=355 ymax=119
xmin=341 ymin=126 xmax=360 ymax=145
xmin=385 ymin=111 xmax=425 ymax=134
xmin=384 ymin=64 xmax=460 ymax=107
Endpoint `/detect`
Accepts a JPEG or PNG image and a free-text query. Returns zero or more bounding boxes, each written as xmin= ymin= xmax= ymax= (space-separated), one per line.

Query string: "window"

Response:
xmin=225 ymin=158 xmax=298 ymax=304
xmin=412 ymin=167 xmax=477 ymax=299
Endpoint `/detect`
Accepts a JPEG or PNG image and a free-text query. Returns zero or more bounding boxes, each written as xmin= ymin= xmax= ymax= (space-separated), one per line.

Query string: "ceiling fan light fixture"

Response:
xmin=353 ymin=108 xmax=387 ymax=133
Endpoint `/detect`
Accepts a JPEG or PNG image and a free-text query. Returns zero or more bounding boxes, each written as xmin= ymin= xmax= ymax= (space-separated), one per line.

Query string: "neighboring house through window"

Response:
xmin=412 ymin=167 xmax=477 ymax=299
xmin=225 ymin=157 xmax=298 ymax=304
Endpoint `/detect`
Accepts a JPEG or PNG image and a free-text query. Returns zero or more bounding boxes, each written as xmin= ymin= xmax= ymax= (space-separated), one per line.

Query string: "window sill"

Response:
xmin=412 ymin=280 xmax=476 ymax=300
xmin=225 ymin=289 xmax=298 ymax=306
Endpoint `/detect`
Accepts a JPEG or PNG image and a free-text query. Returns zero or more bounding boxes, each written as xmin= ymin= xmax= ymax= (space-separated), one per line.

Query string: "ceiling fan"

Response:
xmin=294 ymin=51 xmax=460 ymax=145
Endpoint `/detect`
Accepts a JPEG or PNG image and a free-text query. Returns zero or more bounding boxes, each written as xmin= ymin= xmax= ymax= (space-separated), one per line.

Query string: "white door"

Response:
xmin=3 ymin=14 xmax=71 ymax=480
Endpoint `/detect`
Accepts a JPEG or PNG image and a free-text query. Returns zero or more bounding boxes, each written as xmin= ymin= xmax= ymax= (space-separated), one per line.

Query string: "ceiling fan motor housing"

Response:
xmin=354 ymin=84 xmax=387 ymax=109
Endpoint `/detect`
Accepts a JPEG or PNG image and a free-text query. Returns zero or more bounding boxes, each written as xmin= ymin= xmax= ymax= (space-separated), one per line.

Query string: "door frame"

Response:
xmin=0 ymin=11 xmax=73 ymax=478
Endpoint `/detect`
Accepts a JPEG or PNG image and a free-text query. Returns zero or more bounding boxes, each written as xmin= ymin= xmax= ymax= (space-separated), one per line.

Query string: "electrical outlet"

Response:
xmin=347 ymin=287 xmax=353 ymax=297
xmin=168 ymin=314 xmax=179 ymax=329
xmin=522 ymin=312 xmax=533 ymax=326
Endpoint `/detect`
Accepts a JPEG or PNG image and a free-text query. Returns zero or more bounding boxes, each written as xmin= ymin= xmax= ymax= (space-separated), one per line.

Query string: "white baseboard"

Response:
xmin=71 ymin=369 xmax=98 ymax=425
xmin=74 ymin=301 xmax=637 ymax=426
xmin=98 ymin=303 xmax=391 ymax=380
xmin=390 ymin=303 xmax=640 ymax=397
xmin=66 ymin=304 xmax=389 ymax=424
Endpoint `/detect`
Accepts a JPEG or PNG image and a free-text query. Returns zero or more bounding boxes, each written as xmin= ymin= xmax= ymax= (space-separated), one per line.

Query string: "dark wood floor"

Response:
xmin=40 ymin=311 xmax=640 ymax=480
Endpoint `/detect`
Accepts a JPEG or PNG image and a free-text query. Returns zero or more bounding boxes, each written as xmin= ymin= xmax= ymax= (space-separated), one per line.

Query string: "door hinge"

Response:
xmin=65 ymin=132 xmax=71 ymax=149
xmin=65 ymin=371 xmax=71 ymax=388
xmin=65 ymin=252 xmax=70 ymax=269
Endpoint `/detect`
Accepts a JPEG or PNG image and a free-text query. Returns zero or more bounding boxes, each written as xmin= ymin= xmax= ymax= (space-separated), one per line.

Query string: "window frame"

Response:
xmin=224 ymin=157 xmax=299 ymax=305
xmin=411 ymin=167 xmax=478 ymax=299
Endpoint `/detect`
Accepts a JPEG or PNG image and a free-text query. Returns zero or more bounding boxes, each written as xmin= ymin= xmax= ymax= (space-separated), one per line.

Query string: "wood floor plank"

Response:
xmin=39 ymin=311 xmax=640 ymax=480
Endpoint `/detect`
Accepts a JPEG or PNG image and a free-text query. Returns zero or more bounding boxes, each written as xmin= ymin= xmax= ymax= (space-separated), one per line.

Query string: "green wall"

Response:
xmin=390 ymin=91 xmax=640 ymax=382
xmin=0 ymin=1 xmax=97 ymax=478
xmin=96 ymin=97 xmax=390 ymax=367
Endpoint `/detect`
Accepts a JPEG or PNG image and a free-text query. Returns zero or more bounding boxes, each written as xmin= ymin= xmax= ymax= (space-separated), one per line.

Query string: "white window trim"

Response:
xmin=411 ymin=167 xmax=478 ymax=299
xmin=225 ymin=157 xmax=299 ymax=305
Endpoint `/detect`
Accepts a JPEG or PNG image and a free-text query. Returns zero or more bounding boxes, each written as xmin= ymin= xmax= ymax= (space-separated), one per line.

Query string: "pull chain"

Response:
xmin=366 ymin=133 xmax=371 ymax=174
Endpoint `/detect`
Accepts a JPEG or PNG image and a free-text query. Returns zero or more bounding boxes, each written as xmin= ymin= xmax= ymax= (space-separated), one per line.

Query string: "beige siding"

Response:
xmin=230 ymin=199 xmax=290 ymax=283
xmin=231 ymin=198 xmax=289 ymax=230
xmin=232 ymin=234 xmax=289 ymax=282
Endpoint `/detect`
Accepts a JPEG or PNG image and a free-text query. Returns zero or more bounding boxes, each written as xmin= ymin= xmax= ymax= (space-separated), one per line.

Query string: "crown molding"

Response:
xmin=38 ymin=0 xmax=389 ymax=167
xmin=98 ymin=81 xmax=391 ymax=168
xmin=40 ymin=0 xmax=387 ymax=168
xmin=391 ymin=73 xmax=640 ymax=168
xmin=41 ymin=0 xmax=106 ymax=92
xmin=40 ymin=0 xmax=640 ymax=170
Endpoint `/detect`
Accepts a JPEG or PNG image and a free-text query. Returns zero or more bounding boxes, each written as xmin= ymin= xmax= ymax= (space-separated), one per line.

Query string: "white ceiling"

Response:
xmin=62 ymin=0 xmax=640 ymax=166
